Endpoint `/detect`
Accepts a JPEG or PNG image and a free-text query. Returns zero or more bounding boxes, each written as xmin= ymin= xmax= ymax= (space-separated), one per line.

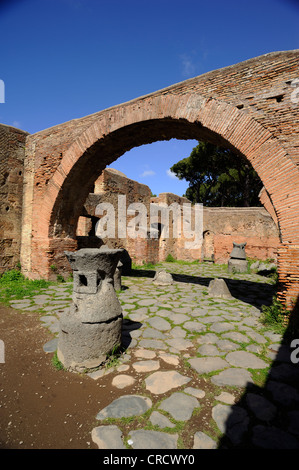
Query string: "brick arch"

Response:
xmin=43 ymin=94 xmax=298 ymax=243
xmin=20 ymin=51 xmax=299 ymax=309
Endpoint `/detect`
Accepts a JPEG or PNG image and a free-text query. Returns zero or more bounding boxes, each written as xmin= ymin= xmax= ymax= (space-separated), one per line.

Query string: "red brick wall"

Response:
xmin=0 ymin=124 xmax=28 ymax=272
xmin=19 ymin=51 xmax=299 ymax=310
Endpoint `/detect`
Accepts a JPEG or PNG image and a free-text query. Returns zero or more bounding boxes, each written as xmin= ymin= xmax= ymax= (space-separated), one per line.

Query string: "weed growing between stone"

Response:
xmin=51 ymin=351 xmax=64 ymax=371
xmin=260 ymin=296 xmax=288 ymax=335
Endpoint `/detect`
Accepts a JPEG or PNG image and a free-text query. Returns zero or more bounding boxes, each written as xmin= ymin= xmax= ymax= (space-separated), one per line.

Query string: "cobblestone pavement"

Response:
xmin=8 ymin=262 xmax=299 ymax=449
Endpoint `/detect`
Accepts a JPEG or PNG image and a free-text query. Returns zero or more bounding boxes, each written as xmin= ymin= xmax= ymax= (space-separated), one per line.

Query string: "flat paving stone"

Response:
xmin=128 ymin=312 xmax=148 ymax=322
xmin=149 ymin=411 xmax=175 ymax=429
xmin=159 ymin=392 xmax=199 ymax=421
xmin=183 ymin=321 xmax=205 ymax=333
xmin=111 ymin=375 xmax=136 ymax=389
xmin=145 ymin=370 xmax=191 ymax=394
xmin=197 ymin=333 xmax=219 ymax=344
xmin=147 ymin=317 xmax=171 ymax=331
xmin=11 ymin=302 xmax=32 ymax=310
xmin=168 ymin=326 xmax=186 ymax=338
xmin=132 ymin=360 xmax=160 ymax=373
xmin=193 ymin=431 xmax=217 ymax=449
xmin=43 ymin=338 xmax=58 ymax=353
xmin=159 ymin=353 xmax=180 ymax=366
xmin=96 ymin=395 xmax=152 ymax=420
xmin=246 ymin=331 xmax=267 ymax=344
xmin=166 ymin=338 xmax=193 ymax=351
xmin=225 ymin=351 xmax=268 ymax=369
xmin=184 ymin=387 xmax=205 ymax=399
xmin=142 ymin=327 xmax=166 ymax=340
xmin=133 ymin=349 xmax=156 ymax=359
xmin=210 ymin=322 xmax=234 ymax=333
xmin=223 ymin=331 xmax=250 ymax=343
xmin=197 ymin=344 xmax=223 ymax=356
xmin=168 ymin=313 xmax=190 ymax=324
xmin=216 ymin=339 xmax=240 ymax=351
xmin=137 ymin=299 xmax=157 ymax=306
xmin=189 ymin=357 xmax=228 ymax=374
xmin=199 ymin=315 xmax=222 ymax=324
xmin=211 ymin=368 xmax=253 ymax=387
xmin=91 ymin=425 xmax=125 ymax=449
xmin=128 ymin=430 xmax=178 ymax=449
xmin=139 ymin=339 xmax=167 ymax=350
xmin=212 ymin=404 xmax=249 ymax=445
xmin=215 ymin=392 xmax=236 ymax=405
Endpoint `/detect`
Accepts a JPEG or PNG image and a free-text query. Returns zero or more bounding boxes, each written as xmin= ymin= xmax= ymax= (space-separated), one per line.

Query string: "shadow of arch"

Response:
xmin=127 ymin=268 xmax=276 ymax=309
xmin=216 ymin=298 xmax=299 ymax=449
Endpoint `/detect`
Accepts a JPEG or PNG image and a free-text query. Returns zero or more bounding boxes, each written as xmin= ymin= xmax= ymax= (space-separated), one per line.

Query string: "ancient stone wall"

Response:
xmin=0 ymin=124 xmax=28 ymax=272
xmin=80 ymin=168 xmax=280 ymax=266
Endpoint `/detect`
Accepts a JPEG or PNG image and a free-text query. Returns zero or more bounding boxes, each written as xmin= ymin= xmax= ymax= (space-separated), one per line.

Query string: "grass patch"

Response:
xmin=260 ymin=296 xmax=288 ymax=335
xmin=105 ymin=343 xmax=123 ymax=369
xmin=249 ymin=367 xmax=270 ymax=387
xmin=132 ymin=262 xmax=157 ymax=270
xmin=51 ymin=351 xmax=64 ymax=371
xmin=0 ymin=269 xmax=51 ymax=303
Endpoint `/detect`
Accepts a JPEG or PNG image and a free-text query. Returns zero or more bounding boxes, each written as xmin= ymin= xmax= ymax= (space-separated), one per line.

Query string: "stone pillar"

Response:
xmin=57 ymin=247 xmax=123 ymax=372
xmin=228 ymin=242 xmax=248 ymax=273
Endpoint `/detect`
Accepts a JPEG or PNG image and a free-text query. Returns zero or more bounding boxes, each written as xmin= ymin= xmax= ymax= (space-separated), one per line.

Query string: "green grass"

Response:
xmin=260 ymin=296 xmax=288 ymax=335
xmin=0 ymin=269 xmax=51 ymax=304
xmin=51 ymin=351 xmax=64 ymax=370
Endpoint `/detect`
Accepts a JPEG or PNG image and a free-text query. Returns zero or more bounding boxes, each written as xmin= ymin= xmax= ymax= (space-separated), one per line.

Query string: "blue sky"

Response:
xmin=0 ymin=0 xmax=298 ymax=197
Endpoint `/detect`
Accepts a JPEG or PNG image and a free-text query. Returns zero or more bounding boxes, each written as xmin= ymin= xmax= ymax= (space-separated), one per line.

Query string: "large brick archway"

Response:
xmin=20 ymin=50 xmax=299 ymax=309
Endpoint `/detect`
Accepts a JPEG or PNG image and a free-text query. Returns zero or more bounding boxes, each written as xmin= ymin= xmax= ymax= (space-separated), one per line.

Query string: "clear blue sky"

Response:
xmin=0 ymin=0 xmax=298 ymax=196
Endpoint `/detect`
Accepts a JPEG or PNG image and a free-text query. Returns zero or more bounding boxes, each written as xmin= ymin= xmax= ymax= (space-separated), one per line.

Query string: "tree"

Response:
xmin=170 ymin=141 xmax=263 ymax=207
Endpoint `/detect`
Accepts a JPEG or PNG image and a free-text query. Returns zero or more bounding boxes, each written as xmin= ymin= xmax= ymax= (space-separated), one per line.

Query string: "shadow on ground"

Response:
xmin=128 ymin=267 xmax=299 ymax=448
xmin=217 ymin=297 xmax=299 ymax=449
xmin=129 ymin=268 xmax=275 ymax=309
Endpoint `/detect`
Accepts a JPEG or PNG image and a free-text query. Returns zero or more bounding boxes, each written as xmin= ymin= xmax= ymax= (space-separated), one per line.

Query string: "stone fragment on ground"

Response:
xmin=145 ymin=370 xmax=191 ymax=394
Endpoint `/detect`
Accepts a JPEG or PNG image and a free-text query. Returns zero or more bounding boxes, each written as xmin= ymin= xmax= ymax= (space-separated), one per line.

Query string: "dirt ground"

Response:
xmin=0 ymin=304 xmax=139 ymax=450
xmin=0 ymin=303 xmax=242 ymax=452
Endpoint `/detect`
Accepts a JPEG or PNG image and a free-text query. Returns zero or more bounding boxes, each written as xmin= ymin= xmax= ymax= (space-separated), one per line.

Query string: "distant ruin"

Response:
xmin=77 ymin=168 xmax=280 ymax=267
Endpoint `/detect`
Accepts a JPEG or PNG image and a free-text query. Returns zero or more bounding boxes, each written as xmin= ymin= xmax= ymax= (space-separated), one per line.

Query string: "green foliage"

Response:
xmin=105 ymin=343 xmax=122 ymax=369
xmin=170 ymin=141 xmax=263 ymax=206
xmin=56 ymin=274 xmax=65 ymax=283
xmin=0 ymin=269 xmax=24 ymax=282
xmin=132 ymin=261 xmax=157 ymax=270
xmin=165 ymin=254 xmax=176 ymax=263
xmin=260 ymin=296 xmax=288 ymax=334
xmin=51 ymin=351 xmax=64 ymax=371
xmin=0 ymin=269 xmax=51 ymax=302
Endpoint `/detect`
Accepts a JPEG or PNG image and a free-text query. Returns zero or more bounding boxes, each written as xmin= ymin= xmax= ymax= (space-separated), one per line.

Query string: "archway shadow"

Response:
xmin=128 ymin=268 xmax=276 ymax=310
xmin=216 ymin=297 xmax=299 ymax=448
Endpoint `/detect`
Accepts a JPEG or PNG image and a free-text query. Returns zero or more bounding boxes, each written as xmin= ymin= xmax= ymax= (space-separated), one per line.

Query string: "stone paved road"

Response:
xmin=8 ymin=262 xmax=299 ymax=449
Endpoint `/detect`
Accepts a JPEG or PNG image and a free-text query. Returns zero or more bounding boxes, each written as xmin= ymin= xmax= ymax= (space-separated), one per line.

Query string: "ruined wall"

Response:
xmin=80 ymin=169 xmax=280 ymax=266
xmin=0 ymin=124 xmax=28 ymax=272
xmin=79 ymin=168 xmax=159 ymax=265
xmin=203 ymin=206 xmax=280 ymax=263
